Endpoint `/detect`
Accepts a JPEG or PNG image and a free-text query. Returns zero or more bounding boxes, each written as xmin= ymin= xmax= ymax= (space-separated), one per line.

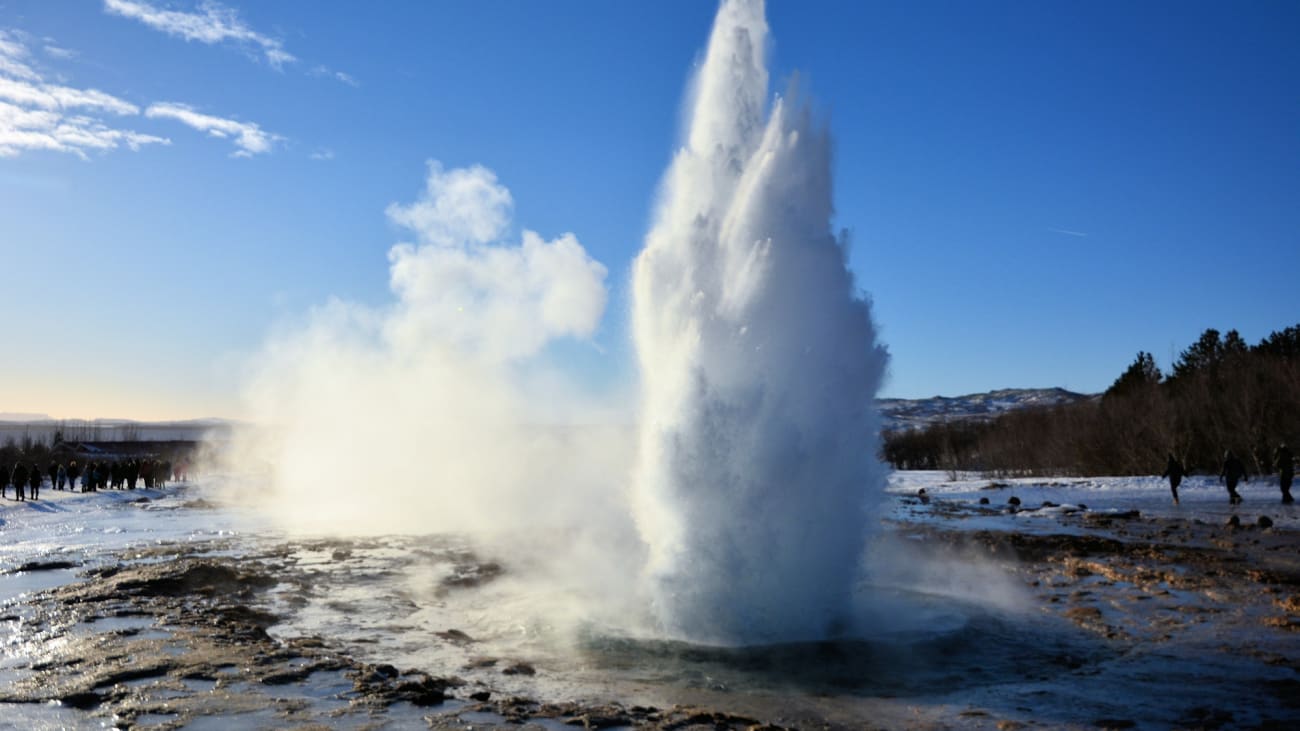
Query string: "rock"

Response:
xmin=1257 ymin=515 xmax=1274 ymax=528
xmin=60 ymin=691 xmax=102 ymax=710
xmin=470 ymin=690 xmax=491 ymax=701
xmin=1226 ymin=515 xmax=1241 ymax=529
xmin=1078 ymin=504 xmax=1088 ymax=510
xmin=917 ymin=488 xmax=930 ymax=504
xmin=979 ymin=497 xmax=990 ymax=505
xmin=1008 ymin=496 xmax=1021 ymax=506
xmin=1093 ymin=719 xmax=1136 ymax=729
xmin=502 ymin=662 xmax=536 ymax=676
xmin=1041 ymin=501 xmax=1059 ymax=508
xmin=437 ymin=629 xmax=476 ymax=645
xmin=330 ymin=550 xmax=351 ymax=561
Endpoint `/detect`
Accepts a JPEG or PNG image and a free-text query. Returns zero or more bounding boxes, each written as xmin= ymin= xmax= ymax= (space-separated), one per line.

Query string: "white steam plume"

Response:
xmin=630 ymin=0 xmax=889 ymax=644
xmin=232 ymin=161 xmax=636 ymax=589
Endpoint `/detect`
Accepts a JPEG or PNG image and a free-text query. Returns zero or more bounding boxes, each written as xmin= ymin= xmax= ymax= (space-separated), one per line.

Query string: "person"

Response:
xmin=1162 ymin=454 xmax=1187 ymax=505
xmin=1276 ymin=444 xmax=1294 ymax=505
xmin=28 ymin=463 xmax=40 ymax=500
xmin=56 ymin=462 xmax=66 ymax=490
xmin=11 ymin=462 xmax=27 ymax=501
xmin=67 ymin=460 xmax=80 ymax=491
xmin=46 ymin=462 xmax=58 ymax=491
xmin=1220 ymin=450 xmax=1248 ymax=505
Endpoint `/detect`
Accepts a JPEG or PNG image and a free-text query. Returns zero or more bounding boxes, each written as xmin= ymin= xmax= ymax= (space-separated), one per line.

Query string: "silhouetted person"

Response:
xmin=66 ymin=460 xmax=80 ymax=491
xmin=12 ymin=463 xmax=27 ymax=501
xmin=1162 ymin=454 xmax=1187 ymax=505
xmin=1220 ymin=450 xmax=1248 ymax=505
xmin=56 ymin=463 xmax=66 ymax=490
xmin=1276 ymin=444 xmax=1295 ymax=505
xmin=46 ymin=462 xmax=58 ymax=490
xmin=28 ymin=464 xmax=40 ymax=500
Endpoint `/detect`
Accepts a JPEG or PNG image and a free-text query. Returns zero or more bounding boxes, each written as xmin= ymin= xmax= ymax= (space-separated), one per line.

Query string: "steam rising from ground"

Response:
xmin=229 ymin=0 xmax=902 ymax=647
xmin=629 ymin=0 xmax=888 ymax=644
xmin=231 ymin=161 xmax=641 ymax=620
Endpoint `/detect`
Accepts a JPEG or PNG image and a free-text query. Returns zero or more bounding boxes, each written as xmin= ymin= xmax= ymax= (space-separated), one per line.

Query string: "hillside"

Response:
xmin=878 ymin=387 xmax=1094 ymax=432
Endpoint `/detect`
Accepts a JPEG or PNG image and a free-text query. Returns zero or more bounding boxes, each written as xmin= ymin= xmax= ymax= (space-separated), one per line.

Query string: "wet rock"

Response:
xmin=1258 ymin=515 xmax=1274 ymax=529
xmin=917 ymin=488 xmax=929 ymax=504
xmin=437 ymin=628 xmax=476 ymax=644
xmin=470 ymin=690 xmax=492 ymax=701
xmin=330 ymin=549 xmax=352 ymax=561
xmin=1008 ymin=496 xmax=1021 ymax=506
xmin=979 ymin=497 xmax=990 ymax=505
xmin=1041 ymin=501 xmax=1059 ymax=508
xmin=1093 ymin=719 xmax=1136 ymax=729
xmin=6 ymin=560 xmax=79 ymax=573
xmin=1226 ymin=515 xmax=1242 ymax=529
xmin=394 ymin=675 xmax=452 ymax=706
xmin=60 ymin=690 xmax=102 ymax=709
xmin=464 ymin=656 xmax=498 ymax=669
xmin=441 ymin=561 xmax=504 ymax=590
xmin=1078 ymin=503 xmax=1088 ymax=510
xmin=502 ymin=662 xmax=536 ymax=676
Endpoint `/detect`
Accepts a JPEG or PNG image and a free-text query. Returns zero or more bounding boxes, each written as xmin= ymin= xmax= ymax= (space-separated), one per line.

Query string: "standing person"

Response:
xmin=1276 ymin=444 xmax=1295 ymax=505
xmin=46 ymin=462 xmax=58 ymax=490
xmin=67 ymin=460 xmax=80 ymax=491
xmin=56 ymin=462 xmax=66 ymax=490
xmin=12 ymin=462 xmax=27 ymax=501
xmin=28 ymin=463 xmax=40 ymax=500
xmin=1220 ymin=450 xmax=1248 ymax=505
xmin=1162 ymin=454 xmax=1187 ymax=505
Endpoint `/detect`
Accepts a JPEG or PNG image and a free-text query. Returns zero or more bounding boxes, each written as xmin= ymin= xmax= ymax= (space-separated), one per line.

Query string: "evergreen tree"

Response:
xmin=1105 ymin=351 xmax=1161 ymax=399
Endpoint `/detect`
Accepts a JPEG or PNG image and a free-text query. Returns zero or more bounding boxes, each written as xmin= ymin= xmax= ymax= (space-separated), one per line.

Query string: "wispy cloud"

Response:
xmin=309 ymin=147 xmax=334 ymax=161
xmin=311 ymin=65 xmax=359 ymax=87
xmin=1048 ymin=227 xmax=1088 ymax=238
xmin=145 ymin=102 xmax=279 ymax=157
xmin=0 ymin=30 xmax=168 ymax=159
xmin=104 ymin=0 xmax=295 ymax=69
xmin=42 ymin=44 xmax=77 ymax=60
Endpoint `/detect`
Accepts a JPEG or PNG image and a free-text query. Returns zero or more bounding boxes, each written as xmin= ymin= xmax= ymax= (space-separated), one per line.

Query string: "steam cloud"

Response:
xmin=230 ymin=0 xmax=890 ymax=647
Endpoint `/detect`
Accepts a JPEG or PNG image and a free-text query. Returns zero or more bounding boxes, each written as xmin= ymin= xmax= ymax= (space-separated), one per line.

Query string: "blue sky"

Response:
xmin=1 ymin=0 xmax=1297 ymax=420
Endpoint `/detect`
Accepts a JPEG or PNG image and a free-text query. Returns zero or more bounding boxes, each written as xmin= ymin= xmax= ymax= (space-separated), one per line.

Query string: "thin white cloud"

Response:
xmin=104 ymin=0 xmax=295 ymax=69
xmin=0 ymin=101 xmax=168 ymax=159
xmin=309 ymin=147 xmax=334 ymax=161
xmin=145 ymin=101 xmax=280 ymax=157
xmin=1048 ymin=227 xmax=1088 ymax=238
xmin=0 ymin=77 xmax=139 ymax=115
xmin=42 ymin=44 xmax=77 ymax=60
xmin=0 ymin=31 xmax=168 ymax=159
xmin=311 ymin=65 xmax=359 ymax=87
xmin=0 ymin=29 xmax=41 ymax=81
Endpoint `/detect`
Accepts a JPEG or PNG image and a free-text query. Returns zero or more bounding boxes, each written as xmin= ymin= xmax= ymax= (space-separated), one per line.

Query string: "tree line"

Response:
xmin=881 ymin=324 xmax=1300 ymax=477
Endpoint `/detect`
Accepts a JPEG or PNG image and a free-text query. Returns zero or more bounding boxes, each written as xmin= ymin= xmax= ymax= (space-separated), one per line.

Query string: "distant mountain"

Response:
xmin=878 ymin=387 xmax=1094 ymax=432
xmin=0 ymin=412 xmax=53 ymax=422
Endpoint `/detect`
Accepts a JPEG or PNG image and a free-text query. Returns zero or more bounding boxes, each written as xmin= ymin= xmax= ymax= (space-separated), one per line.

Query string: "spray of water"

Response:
xmin=630 ymin=0 xmax=889 ymax=644
xmin=223 ymin=0 xmax=890 ymax=648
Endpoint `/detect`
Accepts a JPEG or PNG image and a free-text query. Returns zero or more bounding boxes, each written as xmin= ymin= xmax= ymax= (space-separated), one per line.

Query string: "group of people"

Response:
xmin=1162 ymin=444 xmax=1294 ymax=505
xmin=2 ymin=458 xmax=184 ymax=502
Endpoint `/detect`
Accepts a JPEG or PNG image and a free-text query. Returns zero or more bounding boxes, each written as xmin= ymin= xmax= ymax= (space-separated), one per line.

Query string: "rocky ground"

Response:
xmin=1 ymin=488 xmax=1298 ymax=730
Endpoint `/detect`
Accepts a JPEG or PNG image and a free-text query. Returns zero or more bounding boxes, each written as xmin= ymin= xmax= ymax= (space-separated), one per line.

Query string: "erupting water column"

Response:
xmin=631 ymin=0 xmax=889 ymax=644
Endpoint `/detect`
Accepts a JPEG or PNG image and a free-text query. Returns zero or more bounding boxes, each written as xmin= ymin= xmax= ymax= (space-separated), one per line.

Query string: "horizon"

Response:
xmin=2 ymin=0 xmax=1297 ymax=421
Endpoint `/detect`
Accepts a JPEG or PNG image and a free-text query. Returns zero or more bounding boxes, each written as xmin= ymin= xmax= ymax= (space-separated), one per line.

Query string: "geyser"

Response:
xmin=631 ymin=0 xmax=888 ymax=644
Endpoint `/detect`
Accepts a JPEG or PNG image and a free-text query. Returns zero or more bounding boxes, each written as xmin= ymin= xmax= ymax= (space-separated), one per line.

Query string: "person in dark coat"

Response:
xmin=1220 ymin=450 xmax=1248 ymax=505
xmin=11 ymin=463 xmax=27 ymax=501
xmin=46 ymin=462 xmax=58 ymax=490
xmin=1162 ymin=454 xmax=1187 ymax=505
xmin=28 ymin=464 xmax=40 ymax=500
xmin=1276 ymin=444 xmax=1294 ymax=505
xmin=66 ymin=460 xmax=80 ymax=491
